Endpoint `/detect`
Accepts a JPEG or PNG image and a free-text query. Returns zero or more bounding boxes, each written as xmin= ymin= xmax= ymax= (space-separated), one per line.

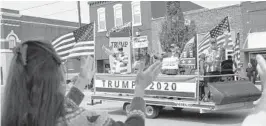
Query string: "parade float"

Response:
xmin=88 ymin=19 xmax=262 ymax=119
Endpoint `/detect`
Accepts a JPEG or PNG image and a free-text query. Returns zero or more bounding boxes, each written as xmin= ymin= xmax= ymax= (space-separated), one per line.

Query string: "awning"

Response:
xmin=241 ymin=47 xmax=266 ymax=52
xmin=241 ymin=32 xmax=266 ymax=52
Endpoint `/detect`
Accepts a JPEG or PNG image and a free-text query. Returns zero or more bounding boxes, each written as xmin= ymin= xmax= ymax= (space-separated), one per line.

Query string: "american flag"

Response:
xmin=234 ymin=33 xmax=241 ymax=68
xmin=52 ymin=23 xmax=95 ymax=61
xmin=198 ymin=16 xmax=232 ymax=55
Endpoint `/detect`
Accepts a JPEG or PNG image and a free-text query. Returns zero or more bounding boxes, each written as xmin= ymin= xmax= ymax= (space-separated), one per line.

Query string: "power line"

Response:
xmin=20 ymin=1 xmax=61 ymax=11
xmin=41 ymin=8 xmax=77 ymax=17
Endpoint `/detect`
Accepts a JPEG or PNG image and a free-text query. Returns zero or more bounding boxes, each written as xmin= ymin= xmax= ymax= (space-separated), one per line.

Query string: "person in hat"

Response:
xmin=102 ymin=44 xmax=129 ymax=74
xmin=202 ymin=37 xmax=229 ymax=101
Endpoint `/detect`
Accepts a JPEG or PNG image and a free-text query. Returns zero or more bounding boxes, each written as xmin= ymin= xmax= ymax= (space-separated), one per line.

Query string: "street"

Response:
xmin=1 ymin=85 xmax=261 ymax=126
xmin=80 ymin=91 xmax=255 ymax=126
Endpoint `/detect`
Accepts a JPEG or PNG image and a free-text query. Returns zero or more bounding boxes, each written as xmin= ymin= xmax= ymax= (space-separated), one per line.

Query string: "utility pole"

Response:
xmin=77 ymin=1 xmax=82 ymax=27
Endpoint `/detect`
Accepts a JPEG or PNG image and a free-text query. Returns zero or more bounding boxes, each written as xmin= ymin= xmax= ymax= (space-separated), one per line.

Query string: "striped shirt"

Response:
xmin=112 ymin=52 xmax=128 ymax=74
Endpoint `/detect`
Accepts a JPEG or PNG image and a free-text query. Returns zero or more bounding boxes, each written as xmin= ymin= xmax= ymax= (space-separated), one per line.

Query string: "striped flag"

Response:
xmin=198 ymin=16 xmax=232 ymax=55
xmin=180 ymin=36 xmax=197 ymax=68
xmin=234 ymin=33 xmax=241 ymax=68
xmin=52 ymin=23 xmax=95 ymax=61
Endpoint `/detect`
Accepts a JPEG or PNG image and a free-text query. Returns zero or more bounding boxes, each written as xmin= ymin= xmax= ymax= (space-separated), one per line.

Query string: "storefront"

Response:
xmin=241 ymin=32 xmax=266 ymax=82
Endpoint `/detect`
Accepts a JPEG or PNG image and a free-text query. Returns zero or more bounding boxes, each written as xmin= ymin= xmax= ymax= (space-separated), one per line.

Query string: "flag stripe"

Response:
xmin=74 ymin=41 xmax=94 ymax=46
xmin=70 ymin=46 xmax=95 ymax=52
xmin=52 ymin=33 xmax=74 ymax=46
xmin=67 ymin=52 xmax=94 ymax=59
xmin=53 ymin=37 xmax=75 ymax=48
xmin=55 ymin=40 xmax=76 ymax=52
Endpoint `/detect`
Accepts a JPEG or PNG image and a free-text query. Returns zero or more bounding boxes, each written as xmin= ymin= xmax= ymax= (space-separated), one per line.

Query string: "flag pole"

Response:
xmin=93 ymin=21 xmax=96 ymax=95
xmin=131 ymin=19 xmax=134 ymax=72
xmin=196 ymin=33 xmax=200 ymax=104
xmin=77 ymin=1 xmax=82 ymax=27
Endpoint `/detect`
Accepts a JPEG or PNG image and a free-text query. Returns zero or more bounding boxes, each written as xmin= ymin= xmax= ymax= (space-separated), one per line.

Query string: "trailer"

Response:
xmin=89 ymin=73 xmax=261 ymax=118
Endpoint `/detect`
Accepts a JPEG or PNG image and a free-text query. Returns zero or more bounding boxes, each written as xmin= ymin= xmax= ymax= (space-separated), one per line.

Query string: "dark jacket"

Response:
xmin=246 ymin=67 xmax=255 ymax=77
xmin=221 ymin=60 xmax=234 ymax=74
xmin=56 ymin=87 xmax=145 ymax=126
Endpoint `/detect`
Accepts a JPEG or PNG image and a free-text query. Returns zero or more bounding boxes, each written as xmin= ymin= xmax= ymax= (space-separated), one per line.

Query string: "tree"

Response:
xmin=159 ymin=1 xmax=196 ymax=53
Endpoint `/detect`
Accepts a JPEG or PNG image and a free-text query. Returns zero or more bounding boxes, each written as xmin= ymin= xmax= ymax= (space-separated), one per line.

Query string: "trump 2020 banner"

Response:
xmin=109 ymin=32 xmax=132 ymax=74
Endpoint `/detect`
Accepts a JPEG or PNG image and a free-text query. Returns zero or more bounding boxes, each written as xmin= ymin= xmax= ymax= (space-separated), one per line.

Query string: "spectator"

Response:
xmin=246 ymin=63 xmax=255 ymax=83
xmin=1 ymin=40 xmax=162 ymax=126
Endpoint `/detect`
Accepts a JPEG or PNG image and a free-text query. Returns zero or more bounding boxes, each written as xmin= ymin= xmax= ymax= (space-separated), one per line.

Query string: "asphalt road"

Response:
xmin=81 ymin=100 xmax=252 ymax=126
xmin=80 ymin=91 xmax=256 ymax=126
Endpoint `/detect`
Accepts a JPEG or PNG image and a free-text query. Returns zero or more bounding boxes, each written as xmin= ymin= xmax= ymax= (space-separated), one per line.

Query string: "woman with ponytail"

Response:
xmin=1 ymin=40 xmax=162 ymax=126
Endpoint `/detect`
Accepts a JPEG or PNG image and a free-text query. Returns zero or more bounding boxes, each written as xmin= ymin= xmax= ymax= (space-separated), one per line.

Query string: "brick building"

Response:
xmin=152 ymin=1 xmax=266 ymax=75
xmin=152 ymin=5 xmax=243 ymax=60
xmin=0 ymin=8 xmax=83 ymax=84
xmin=88 ymin=1 xmax=203 ymax=73
xmin=240 ymin=1 xmax=266 ymax=69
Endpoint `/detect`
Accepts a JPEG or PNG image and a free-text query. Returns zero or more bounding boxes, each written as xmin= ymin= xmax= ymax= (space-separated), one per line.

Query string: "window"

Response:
xmin=113 ymin=4 xmax=123 ymax=27
xmin=131 ymin=1 xmax=141 ymax=26
xmin=8 ymin=35 xmax=16 ymax=49
xmin=97 ymin=8 xmax=106 ymax=32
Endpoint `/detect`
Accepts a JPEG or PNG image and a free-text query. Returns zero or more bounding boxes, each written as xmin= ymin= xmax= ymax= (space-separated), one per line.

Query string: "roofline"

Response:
xmin=185 ymin=4 xmax=241 ymax=15
xmin=152 ymin=4 xmax=241 ymax=21
xmin=1 ymin=18 xmax=81 ymax=29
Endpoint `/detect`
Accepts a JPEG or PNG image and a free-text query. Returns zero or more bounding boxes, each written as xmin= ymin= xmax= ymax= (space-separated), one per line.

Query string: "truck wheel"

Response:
xmin=145 ymin=105 xmax=159 ymax=119
xmin=123 ymin=103 xmax=131 ymax=114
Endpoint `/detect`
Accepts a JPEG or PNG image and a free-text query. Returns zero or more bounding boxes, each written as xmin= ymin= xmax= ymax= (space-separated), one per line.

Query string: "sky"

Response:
xmin=1 ymin=1 xmax=241 ymax=23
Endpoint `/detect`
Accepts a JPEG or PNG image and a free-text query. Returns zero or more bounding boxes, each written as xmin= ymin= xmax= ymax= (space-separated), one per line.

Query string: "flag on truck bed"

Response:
xmin=52 ymin=22 xmax=95 ymax=61
xmin=198 ymin=16 xmax=232 ymax=55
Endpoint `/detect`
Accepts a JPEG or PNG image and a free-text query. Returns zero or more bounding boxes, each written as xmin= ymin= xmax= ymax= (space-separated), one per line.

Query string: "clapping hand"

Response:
xmin=241 ymin=54 xmax=266 ymax=126
xmin=134 ymin=61 xmax=162 ymax=97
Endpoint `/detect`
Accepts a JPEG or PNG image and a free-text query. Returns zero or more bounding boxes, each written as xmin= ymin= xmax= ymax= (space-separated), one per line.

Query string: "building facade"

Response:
xmin=152 ymin=1 xmax=266 ymax=76
xmin=152 ymin=5 xmax=243 ymax=60
xmin=88 ymin=1 xmax=203 ymax=73
xmin=240 ymin=1 xmax=266 ymax=69
xmin=0 ymin=8 xmax=83 ymax=84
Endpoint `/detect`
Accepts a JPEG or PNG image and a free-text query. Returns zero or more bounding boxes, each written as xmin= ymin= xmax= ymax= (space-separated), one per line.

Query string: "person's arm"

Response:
xmin=103 ymin=45 xmax=115 ymax=56
xmin=65 ymin=75 xmax=90 ymax=106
